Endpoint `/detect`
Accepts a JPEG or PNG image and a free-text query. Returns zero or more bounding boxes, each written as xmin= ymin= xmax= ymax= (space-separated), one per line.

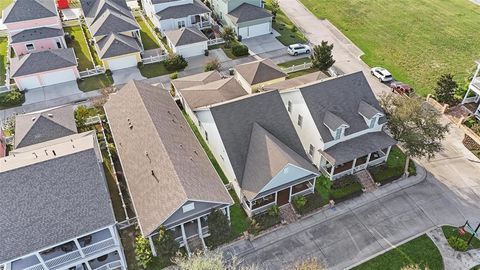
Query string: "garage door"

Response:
xmin=107 ymin=55 xmax=138 ymax=71
xmin=17 ymin=76 xmax=41 ymax=90
xmin=176 ymin=43 xmax=206 ymax=58
xmin=239 ymin=22 xmax=270 ymax=39
xmin=40 ymin=69 xmax=77 ymax=86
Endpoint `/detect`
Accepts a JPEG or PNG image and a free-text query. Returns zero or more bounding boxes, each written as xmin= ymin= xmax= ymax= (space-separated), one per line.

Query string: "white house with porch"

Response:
xmin=104 ymin=80 xmax=233 ymax=254
xmin=0 ymin=132 xmax=127 ymax=270
xmin=280 ymin=72 xmax=397 ymax=180
xmin=141 ymin=0 xmax=212 ymax=36
xmin=461 ymin=59 xmax=480 ymax=119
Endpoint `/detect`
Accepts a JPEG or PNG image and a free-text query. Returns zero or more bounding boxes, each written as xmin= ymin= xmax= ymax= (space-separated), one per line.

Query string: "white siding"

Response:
xmin=172 ymin=41 xmax=208 ymax=58
xmin=234 ymin=72 xmax=253 ymax=93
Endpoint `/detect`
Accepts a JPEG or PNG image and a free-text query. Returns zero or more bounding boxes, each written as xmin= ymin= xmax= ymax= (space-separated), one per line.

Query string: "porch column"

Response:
xmin=73 ymin=239 xmax=86 ymax=258
xmin=311 ymin=177 xmax=316 ymax=192
xmin=180 ymin=223 xmax=190 ymax=255
xmin=462 ymin=87 xmax=472 ymax=104
xmin=35 ymin=252 xmax=48 ymax=270
xmin=288 ymin=186 xmax=293 ymax=202
xmin=385 ymin=146 xmax=392 ymax=161
xmin=148 ymin=236 xmax=157 ymax=257
xmin=226 ymin=206 xmax=231 ymax=221
xmin=274 ymin=192 xmax=278 ymax=204
xmin=365 ymin=153 xmax=372 ymax=167
xmin=197 ymin=217 xmax=203 ymax=238
xmin=330 ymin=164 xmax=335 ymax=178
xmin=350 ymin=158 xmax=357 ymax=174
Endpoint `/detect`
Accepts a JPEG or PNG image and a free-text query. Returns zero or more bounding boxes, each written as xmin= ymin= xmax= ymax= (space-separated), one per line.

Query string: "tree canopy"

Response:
xmin=311 ymin=41 xmax=335 ymax=72
xmin=434 ymin=73 xmax=458 ymax=106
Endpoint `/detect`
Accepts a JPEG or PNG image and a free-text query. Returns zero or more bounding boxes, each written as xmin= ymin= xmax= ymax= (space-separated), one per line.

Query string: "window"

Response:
xmin=205 ymin=131 xmax=208 ymax=141
xmin=309 ymin=144 xmax=315 ymax=157
xmin=335 ymin=128 xmax=341 ymax=140
xmin=182 ymin=202 xmax=195 ymax=213
xmin=56 ymin=41 xmax=62 ymax=49
xmin=177 ymin=20 xmax=186 ymax=28
xmin=26 ymin=43 xmax=34 ymax=51
xmin=369 ymin=117 xmax=376 ymax=128
xmin=297 ymin=114 xmax=303 ymax=127
xmin=287 ymin=101 xmax=292 ymax=113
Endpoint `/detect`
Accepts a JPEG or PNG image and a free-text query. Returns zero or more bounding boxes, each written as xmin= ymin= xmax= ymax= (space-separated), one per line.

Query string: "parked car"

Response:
xmin=370 ymin=67 xmax=393 ymax=82
xmin=390 ymin=81 xmax=414 ymax=95
xmin=287 ymin=44 xmax=311 ymax=56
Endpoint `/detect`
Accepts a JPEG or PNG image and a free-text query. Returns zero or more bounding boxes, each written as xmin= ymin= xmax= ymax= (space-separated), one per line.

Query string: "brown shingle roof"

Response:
xmin=262 ymin=71 xmax=329 ymax=91
xmin=172 ymin=70 xmax=223 ymax=90
xmin=234 ymin=59 xmax=287 ymax=85
xmin=104 ymin=80 xmax=232 ymax=236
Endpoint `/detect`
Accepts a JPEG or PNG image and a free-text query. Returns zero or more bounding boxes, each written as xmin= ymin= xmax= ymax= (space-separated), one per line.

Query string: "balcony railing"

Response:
xmin=22 ymin=264 xmax=44 ymax=270
xmin=92 ymin=260 xmax=122 ymax=270
xmin=44 ymin=250 xmax=81 ymax=269
xmin=82 ymin=238 xmax=116 ymax=257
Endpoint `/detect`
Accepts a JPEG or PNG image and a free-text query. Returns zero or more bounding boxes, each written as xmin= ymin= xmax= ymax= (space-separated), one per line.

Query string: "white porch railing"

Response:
xmin=194 ymin=21 xmax=211 ymax=30
xmin=368 ymin=156 xmax=387 ymax=167
xmin=43 ymin=250 xmax=82 ymax=269
xmin=82 ymin=238 xmax=116 ymax=257
xmin=463 ymin=96 xmax=478 ymax=104
xmin=281 ymin=62 xmax=313 ymax=74
xmin=0 ymin=84 xmax=16 ymax=93
xmin=291 ymin=188 xmax=314 ymax=198
xmin=207 ymin=38 xmax=225 ymax=46
xmin=471 ymin=78 xmax=480 ymax=90
xmin=93 ymin=260 xmax=122 ymax=270
xmin=250 ymin=200 xmax=276 ymax=215
xmin=79 ymin=66 xmax=106 ymax=78
xmin=142 ymin=54 xmax=167 ymax=65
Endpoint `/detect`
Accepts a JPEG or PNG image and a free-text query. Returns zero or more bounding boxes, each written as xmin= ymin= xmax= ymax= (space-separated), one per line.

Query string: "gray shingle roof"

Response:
xmin=89 ymin=9 xmax=139 ymax=37
xmin=235 ymin=59 xmax=287 ymax=85
xmin=3 ymin=0 xmax=57 ymax=23
xmin=14 ymin=106 xmax=77 ymax=149
xmin=10 ymin=48 xmax=77 ymax=77
xmin=241 ymin=123 xmax=317 ymax=200
xmin=358 ymin=100 xmax=382 ymax=119
xmin=298 ymin=72 xmax=386 ymax=143
xmin=324 ymin=111 xmax=349 ymax=131
xmin=104 ymin=80 xmax=232 ymax=236
xmin=165 ymin=27 xmax=208 ymax=46
xmin=262 ymin=71 xmax=329 ymax=91
xmin=0 ymin=138 xmax=115 ymax=263
xmin=172 ymin=70 xmax=223 ymax=90
xmin=11 ymin=27 xmax=64 ymax=44
xmin=97 ymin=32 xmax=141 ymax=59
xmin=210 ymin=91 xmax=310 ymax=186
xmin=179 ymin=77 xmax=248 ymax=109
xmin=156 ymin=0 xmax=210 ymax=20
xmin=319 ymin=131 xmax=397 ymax=164
xmin=227 ymin=3 xmax=272 ymax=24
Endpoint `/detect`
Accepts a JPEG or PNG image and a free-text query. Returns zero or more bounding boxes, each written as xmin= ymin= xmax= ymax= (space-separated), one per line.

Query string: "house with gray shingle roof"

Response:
xmin=234 ymin=58 xmax=287 ymax=93
xmin=183 ymin=89 xmax=319 ymax=216
xmin=141 ymin=0 xmax=212 ymax=36
xmin=104 ymin=80 xmax=232 ymax=254
xmin=210 ymin=0 xmax=272 ymax=39
xmin=0 ymin=132 xmax=128 ymax=270
xmin=165 ymin=27 xmax=209 ymax=57
xmin=80 ymin=0 xmax=143 ymax=70
xmin=279 ymin=71 xmax=397 ymax=180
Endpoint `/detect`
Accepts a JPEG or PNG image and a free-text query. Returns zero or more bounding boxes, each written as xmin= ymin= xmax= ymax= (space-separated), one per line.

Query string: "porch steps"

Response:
xmin=355 ymin=170 xmax=377 ymax=192
xmin=186 ymin=236 xmax=205 ymax=254
xmin=280 ymin=204 xmax=298 ymax=224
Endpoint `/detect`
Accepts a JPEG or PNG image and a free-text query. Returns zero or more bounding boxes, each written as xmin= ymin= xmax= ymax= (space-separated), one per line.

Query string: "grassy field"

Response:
xmin=77 ymin=74 xmax=113 ymax=92
xmin=0 ymin=0 xmax=12 ymax=13
xmin=299 ymin=0 xmax=480 ymax=96
xmin=265 ymin=0 xmax=307 ymax=45
xmin=0 ymin=38 xmax=7 ymax=86
xmin=135 ymin=16 xmax=160 ymax=50
xmin=353 ymin=235 xmax=443 ymax=270
xmin=278 ymin=57 xmax=311 ymax=68
xmin=64 ymin=26 xmax=95 ymax=71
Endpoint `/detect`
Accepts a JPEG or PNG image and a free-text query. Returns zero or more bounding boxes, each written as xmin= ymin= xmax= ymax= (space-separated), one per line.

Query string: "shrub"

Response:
xmin=3 ymin=89 xmax=23 ymax=105
xmin=204 ymin=58 xmax=222 ymax=71
xmin=447 ymin=236 xmax=468 ymax=251
xmin=292 ymin=25 xmax=298 ymax=32
xmin=207 ymin=209 xmax=231 ymax=246
xmin=105 ymin=69 xmax=112 ymax=76
xmin=164 ymin=53 xmax=188 ymax=71
xmin=74 ymin=105 xmax=90 ymax=127
xmin=293 ymin=196 xmax=307 ymax=209
xmin=134 ymin=236 xmax=152 ymax=269
xmin=231 ymin=43 xmax=249 ymax=57
xmin=267 ymin=205 xmax=280 ymax=217
xmin=156 ymin=226 xmax=179 ymax=257
xmin=169 ymin=71 xmax=178 ymax=80
xmin=137 ymin=62 xmax=144 ymax=68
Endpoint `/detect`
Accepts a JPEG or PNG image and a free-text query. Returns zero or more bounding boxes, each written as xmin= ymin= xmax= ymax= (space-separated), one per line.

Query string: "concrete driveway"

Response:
xmin=24 ymin=81 xmax=81 ymax=105
xmin=242 ymin=33 xmax=285 ymax=55
xmin=112 ymin=67 xmax=146 ymax=85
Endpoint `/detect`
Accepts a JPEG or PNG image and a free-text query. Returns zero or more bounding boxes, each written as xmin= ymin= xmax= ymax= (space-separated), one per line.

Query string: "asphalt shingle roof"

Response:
xmin=210 ymin=91 xmax=311 ymax=186
xmin=172 ymin=70 xmax=223 ymax=90
xmin=0 ymin=137 xmax=115 ymax=263
xmin=165 ymin=27 xmax=208 ymax=46
xmin=104 ymin=80 xmax=232 ymax=236
xmin=97 ymin=32 xmax=141 ymax=58
xmin=262 ymin=71 xmax=329 ymax=91
xmin=10 ymin=48 xmax=77 ymax=77
xmin=3 ymin=0 xmax=57 ymax=23
xmin=156 ymin=0 xmax=210 ymax=20
xmin=11 ymin=27 xmax=64 ymax=44
xmin=235 ymin=59 xmax=287 ymax=85
xmin=227 ymin=3 xmax=272 ymax=24
xmin=89 ymin=9 xmax=139 ymax=37
xmin=298 ymin=72 xmax=387 ymax=142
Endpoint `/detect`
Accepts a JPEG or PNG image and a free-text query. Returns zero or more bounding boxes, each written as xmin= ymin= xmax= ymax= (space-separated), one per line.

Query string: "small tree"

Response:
xmin=434 ymin=73 xmax=458 ymax=106
xmin=91 ymin=86 xmax=116 ymax=109
xmin=271 ymin=0 xmax=280 ymax=18
xmin=311 ymin=41 xmax=335 ymax=72
xmin=221 ymin=26 xmax=236 ymax=48
xmin=381 ymin=95 xmax=449 ymax=176
xmin=204 ymin=58 xmax=222 ymax=72
xmin=134 ymin=235 xmax=152 ymax=269
xmin=74 ymin=105 xmax=90 ymax=127
xmin=156 ymin=226 xmax=179 ymax=258
xmin=207 ymin=209 xmax=231 ymax=245
xmin=291 ymin=258 xmax=325 ymax=270
xmin=172 ymin=251 xmax=260 ymax=270
xmin=401 ymin=265 xmax=430 ymax=270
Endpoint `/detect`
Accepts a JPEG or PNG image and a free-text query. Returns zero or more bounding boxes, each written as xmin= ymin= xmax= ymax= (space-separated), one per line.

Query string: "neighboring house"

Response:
xmin=461 ymin=59 xmax=480 ymax=119
xmin=13 ymin=106 xmax=77 ymax=149
xmin=80 ymin=0 xmax=143 ymax=70
xmin=10 ymin=48 xmax=80 ymax=90
xmin=262 ymin=71 xmax=329 ymax=91
xmin=2 ymin=0 xmax=66 ymax=56
xmin=234 ymin=59 xmax=287 ymax=93
xmin=141 ymin=0 xmax=212 ymax=36
xmin=0 ymin=132 xmax=127 ymax=270
xmin=210 ymin=0 xmax=272 ymax=39
xmin=182 ymin=89 xmax=319 ymax=216
xmin=104 ymin=80 xmax=233 ymax=254
xmin=279 ymin=72 xmax=397 ymax=180
xmin=165 ymin=27 xmax=208 ymax=57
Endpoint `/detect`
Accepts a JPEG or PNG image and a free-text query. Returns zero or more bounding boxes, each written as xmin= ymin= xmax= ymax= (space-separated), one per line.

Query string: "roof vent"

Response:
xmin=47 ymin=113 xmax=53 ymax=118
xmin=31 ymin=117 xmax=36 ymax=121
xmin=32 ymin=152 xmax=38 ymax=158
xmin=179 ymin=144 xmax=183 ymax=149
xmin=194 ymin=150 xmax=198 ymax=155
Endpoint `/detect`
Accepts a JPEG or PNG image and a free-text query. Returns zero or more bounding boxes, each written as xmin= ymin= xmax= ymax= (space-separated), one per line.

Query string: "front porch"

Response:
xmin=191 ymin=13 xmax=213 ymax=30
xmin=244 ymin=178 xmax=316 ymax=216
xmin=461 ymin=61 xmax=480 ymax=119
xmin=321 ymin=146 xmax=392 ymax=180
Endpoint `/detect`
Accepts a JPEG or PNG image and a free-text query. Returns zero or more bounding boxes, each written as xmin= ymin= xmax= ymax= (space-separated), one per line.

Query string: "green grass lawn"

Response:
xmin=0 ymin=37 xmax=7 ymax=86
xmin=64 ymin=26 xmax=95 ymax=71
xmin=135 ymin=16 xmax=160 ymax=50
xmin=369 ymin=146 xmax=416 ymax=184
xmin=77 ymin=74 xmax=113 ymax=92
xmin=138 ymin=62 xmax=170 ymax=78
xmin=442 ymin=225 xmax=480 ymax=250
xmin=0 ymin=0 xmax=12 ymax=12
xmin=353 ymin=235 xmax=444 ymax=270
xmin=264 ymin=0 xmax=308 ymax=45
xmin=278 ymin=57 xmax=311 ymax=68
xmin=81 ymin=24 xmax=102 ymax=66
xmin=209 ymin=44 xmax=246 ymax=60
xmin=287 ymin=67 xmax=320 ymax=79
xmin=103 ymin=162 xmax=127 ymax=221
xmin=300 ymin=0 xmax=480 ymax=96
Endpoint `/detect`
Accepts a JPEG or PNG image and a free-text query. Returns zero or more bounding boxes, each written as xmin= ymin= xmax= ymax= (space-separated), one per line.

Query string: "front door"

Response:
xmin=277 ymin=188 xmax=290 ymax=206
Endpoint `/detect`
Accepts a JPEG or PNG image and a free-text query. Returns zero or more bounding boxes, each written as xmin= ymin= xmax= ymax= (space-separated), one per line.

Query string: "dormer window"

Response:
xmin=335 ymin=128 xmax=342 ymax=140
xmin=369 ymin=116 xmax=376 ymax=128
xmin=358 ymin=100 xmax=383 ymax=129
